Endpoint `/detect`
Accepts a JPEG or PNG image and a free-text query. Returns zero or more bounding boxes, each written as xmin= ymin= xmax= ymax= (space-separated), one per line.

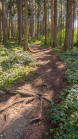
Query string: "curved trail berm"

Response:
xmin=0 ymin=44 xmax=67 ymax=139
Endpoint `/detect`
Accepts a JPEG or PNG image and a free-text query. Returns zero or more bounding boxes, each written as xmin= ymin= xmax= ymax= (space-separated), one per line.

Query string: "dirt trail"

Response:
xmin=0 ymin=44 xmax=67 ymax=139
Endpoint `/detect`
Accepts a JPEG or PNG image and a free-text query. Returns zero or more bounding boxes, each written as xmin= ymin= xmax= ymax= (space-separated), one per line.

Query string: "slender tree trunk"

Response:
xmin=63 ymin=16 xmax=64 ymax=35
xmin=60 ymin=0 xmax=62 ymax=45
xmin=22 ymin=0 xmax=23 ymax=38
xmin=71 ymin=0 xmax=75 ymax=49
xmin=53 ymin=0 xmax=57 ymax=47
xmin=25 ymin=0 xmax=28 ymax=51
xmin=35 ymin=2 xmax=36 ymax=39
xmin=17 ymin=0 xmax=20 ymax=39
xmin=2 ymin=0 xmax=6 ymax=46
xmin=10 ymin=0 xmax=13 ymax=37
xmin=0 ymin=9 xmax=1 ymax=42
xmin=18 ymin=0 xmax=22 ymax=45
xmin=31 ymin=0 xmax=33 ymax=40
xmin=8 ymin=12 xmax=10 ymax=39
xmin=50 ymin=0 xmax=53 ymax=46
xmin=44 ymin=0 xmax=47 ymax=45
xmin=77 ymin=9 xmax=78 ymax=47
xmin=37 ymin=1 xmax=40 ymax=40
xmin=64 ymin=0 xmax=72 ymax=51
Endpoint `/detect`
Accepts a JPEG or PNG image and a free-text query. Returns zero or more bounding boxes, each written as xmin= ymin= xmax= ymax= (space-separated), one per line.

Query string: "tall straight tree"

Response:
xmin=37 ymin=0 xmax=40 ymax=40
xmin=44 ymin=0 xmax=47 ymax=45
xmin=18 ymin=0 xmax=22 ymax=45
xmin=53 ymin=0 xmax=57 ymax=47
xmin=60 ymin=0 xmax=62 ymax=45
xmin=25 ymin=0 xmax=28 ymax=51
xmin=31 ymin=0 xmax=34 ymax=40
xmin=71 ymin=0 xmax=75 ymax=49
xmin=0 ymin=9 xmax=1 ymax=42
xmin=2 ymin=0 xmax=6 ymax=46
xmin=64 ymin=0 xmax=72 ymax=51
xmin=50 ymin=0 xmax=53 ymax=46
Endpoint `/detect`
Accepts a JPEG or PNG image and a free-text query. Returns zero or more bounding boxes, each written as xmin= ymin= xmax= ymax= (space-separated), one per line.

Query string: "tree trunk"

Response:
xmin=2 ymin=0 xmax=6 ymax=46
xmin=18 ymin=0 xmax=22 ymax=45
xmin=35 ymin=1 xmax=36 ymax=39
xmin=60 ymin=0 xmax=62 ymax=45
xmin=44 ymin=0 xmax=47 ymax=45
xmin=0 ymin=9 xmax=1 ymax=42
xmin=53 ymin=0 xmax=57 ymax=47
xmin=64 ymin=0 xmax=72 ymax=51
xmin=37 ymin=1 xmax=40 ymax=40
xmin=22 ymin=0 xmax=23 ymax=38
xmin=31 ymin=0 xmax=33 ymax=40
xmin=71 ymin=0 xmax=75 ymax=49
xmin=10 ymin=0 xmax=13 ymax=37
xmin=77 ymin=5 xmax=78 ymax=48
xmin=24 ymin=0 xmax=28 ymax=51
xmin=50 ymin=0 xmax=53 ymax=46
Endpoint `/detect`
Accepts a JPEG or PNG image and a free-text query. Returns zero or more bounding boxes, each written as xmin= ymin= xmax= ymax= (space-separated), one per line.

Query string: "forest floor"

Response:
xmin=0 ymin=43 xmax=67 ymax=139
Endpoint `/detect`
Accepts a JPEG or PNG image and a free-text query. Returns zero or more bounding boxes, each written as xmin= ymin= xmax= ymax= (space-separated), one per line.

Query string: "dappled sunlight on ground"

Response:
xmin=0 ymin=44 xmax=67 ymax=139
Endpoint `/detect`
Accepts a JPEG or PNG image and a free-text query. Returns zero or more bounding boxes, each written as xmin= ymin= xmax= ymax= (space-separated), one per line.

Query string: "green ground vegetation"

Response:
xmin=47 ymin=50 xmax=78 ymax=139
xmin=0 ymin=41 xmax=35 ymax=90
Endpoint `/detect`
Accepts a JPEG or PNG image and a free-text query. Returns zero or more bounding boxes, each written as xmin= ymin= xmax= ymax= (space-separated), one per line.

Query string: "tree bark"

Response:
xmin=64 ymin=0 xmax=72 ymax=51
xmin=22 ymin=0 xmax=23 ymax=38
xmin=2 ymin=0 xmax=6 ymax=46
xmin=0 ymin=9 xmax=1 ymax=42
xmin=24 ymin=0 xmax=28 ymax=51
xmin=18 ymin=0 xmax=22 ymax=45
xmin=37 ymin=1 xmax=40 ymax=40
xmin=60 ymin=0 xmax=62 ymax=45
xmin=31 ymin=0 xmax=33 ymax=40
xmin=44 ymin=0 xmax=47 ymax=45
xmin=71 ymin=0 xmax=75 ymax=49
xmin=50 ymin=0 xmax=53 ymax=46
xmin=53 ymin=0 xmax=57 ymax=47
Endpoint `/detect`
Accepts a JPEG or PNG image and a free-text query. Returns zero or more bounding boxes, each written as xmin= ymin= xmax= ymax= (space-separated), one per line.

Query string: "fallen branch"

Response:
xmin=30 ymin=116 xmax=41 ymax=124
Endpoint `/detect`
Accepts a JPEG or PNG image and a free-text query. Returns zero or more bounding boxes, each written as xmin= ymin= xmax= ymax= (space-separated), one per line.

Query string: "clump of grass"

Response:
xmin=47 ymin=49 xmax=78 ymax=139
xmin=0 ymin=42 xmax=35 ymax=89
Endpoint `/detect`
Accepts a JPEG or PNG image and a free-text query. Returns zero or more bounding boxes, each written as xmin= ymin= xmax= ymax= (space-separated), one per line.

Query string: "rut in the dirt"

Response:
xmin=0 ymin=44 xmax=67 ymax=139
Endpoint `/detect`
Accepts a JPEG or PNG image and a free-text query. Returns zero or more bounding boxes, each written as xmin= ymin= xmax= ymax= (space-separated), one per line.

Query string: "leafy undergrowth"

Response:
xmin=47 ymin=50 xmax=78 ymax=139
xmin=0 ymin=42 xmax=35 ymax=90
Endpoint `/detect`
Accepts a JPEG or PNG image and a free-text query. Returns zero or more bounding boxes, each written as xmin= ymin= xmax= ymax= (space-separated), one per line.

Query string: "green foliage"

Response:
xmin=47 ymin=50 xmax=78 ymax=139
xmin=0 ymin=42 xmax=35 ymax=89
xmin=28 ymin=28 xmax=78 ymax=49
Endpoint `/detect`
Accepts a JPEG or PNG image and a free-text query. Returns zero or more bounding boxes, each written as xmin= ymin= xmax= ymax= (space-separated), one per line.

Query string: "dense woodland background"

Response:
xmin=0 ymin=0 xmax=78 ymax=50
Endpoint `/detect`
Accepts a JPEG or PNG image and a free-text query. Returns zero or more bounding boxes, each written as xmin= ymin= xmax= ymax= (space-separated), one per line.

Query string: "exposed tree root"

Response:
xmin=27 ymin=45 xmax=33 ymax=53
xmin=30 ymin=116 xmax=41 ymax=124
xmin=42 ymin=96 xmax=52 ymax=103
xmin=26 ymin=98 xmax=35 ymax=104
xmin=0 ymin=98 xmax=25 ymax=113
xmin=5 ymin=89 xmax=35 ymax=97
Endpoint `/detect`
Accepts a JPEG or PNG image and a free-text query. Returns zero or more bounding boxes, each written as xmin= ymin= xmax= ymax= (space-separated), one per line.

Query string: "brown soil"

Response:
xmin=0 ymin=44 xmax=67 ymax=139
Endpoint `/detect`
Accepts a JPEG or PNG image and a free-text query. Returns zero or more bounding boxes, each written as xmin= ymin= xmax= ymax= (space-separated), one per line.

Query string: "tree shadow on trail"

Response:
xmin=0 ymin=44 xmax=67 ymax=139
